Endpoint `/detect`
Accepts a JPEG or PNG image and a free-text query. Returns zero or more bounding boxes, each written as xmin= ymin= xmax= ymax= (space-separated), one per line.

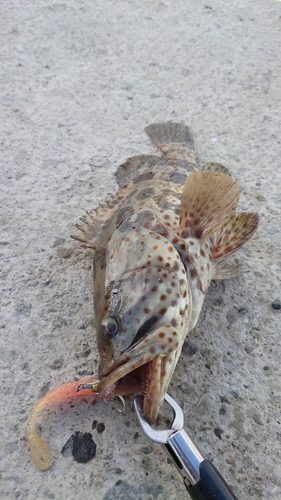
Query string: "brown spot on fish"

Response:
xmin=190 ymin=268 xmax=197 ymax=279
xmin=153 ymin=245 xmax=158 ymax=250
xmin=151 ymin=286 xmax=158 ymax=292
xmin=159 ymin=308 xmax=167 ymax=315
xmin=158 ymin=256 xmax=163 ymax=262
xmin=160 ymin=295 xmax=167 ymax=301
xmin=171 ymin=319 xmax=177 ymax=327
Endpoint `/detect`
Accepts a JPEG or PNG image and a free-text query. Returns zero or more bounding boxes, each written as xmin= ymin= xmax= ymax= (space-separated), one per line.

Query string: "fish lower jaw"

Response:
xmin=97 ymin=362 xmax=152 ymax=400
xmin=97 ymin=357 xmax=169 ymax=425
xmin=97 ymin=326 xmax=180 ymax=420
xmin=95 ymin=362 xmax=162 ymax=424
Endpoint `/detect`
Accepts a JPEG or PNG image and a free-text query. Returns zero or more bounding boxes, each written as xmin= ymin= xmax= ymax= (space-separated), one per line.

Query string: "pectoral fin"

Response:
xmin=179 ymin=171 xmax=240 ymax=242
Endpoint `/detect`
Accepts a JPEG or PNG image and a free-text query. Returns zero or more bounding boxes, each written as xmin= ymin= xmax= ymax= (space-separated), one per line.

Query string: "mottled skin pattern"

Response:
xmin=26 ymin=123 xmax=259 ymax=472
xmin=74 ymin=122 xmax=258 ymax=424
xmin=93 ymin=159 xmax=216 ymax=422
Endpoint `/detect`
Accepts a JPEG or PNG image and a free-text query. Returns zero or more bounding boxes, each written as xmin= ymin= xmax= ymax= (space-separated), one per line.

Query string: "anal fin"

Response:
xmin=212 ymin=212 xmax=259 ymax=260
xmin=202 ymin=162 xmax=230 ymax=176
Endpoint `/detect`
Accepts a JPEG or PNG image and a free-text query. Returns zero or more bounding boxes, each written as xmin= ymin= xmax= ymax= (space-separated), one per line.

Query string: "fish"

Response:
xmin=73 ymin=122 xmax=259 ymax=424
xmin=28 ymin=122 xmax=258 ymax=470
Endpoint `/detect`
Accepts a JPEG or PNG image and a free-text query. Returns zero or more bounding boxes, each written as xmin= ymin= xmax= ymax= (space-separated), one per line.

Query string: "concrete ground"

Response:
xmin=1 ymin=0 xmax=281 ymax=499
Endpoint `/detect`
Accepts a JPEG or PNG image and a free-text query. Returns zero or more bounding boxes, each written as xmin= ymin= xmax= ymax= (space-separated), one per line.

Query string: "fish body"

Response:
xmin=74 ymin=122 xmax=258 ymax=424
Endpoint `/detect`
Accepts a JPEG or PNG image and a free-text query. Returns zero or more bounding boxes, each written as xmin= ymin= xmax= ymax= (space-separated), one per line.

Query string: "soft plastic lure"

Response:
xmin=28 ymin=379 xmax=98 ymax=471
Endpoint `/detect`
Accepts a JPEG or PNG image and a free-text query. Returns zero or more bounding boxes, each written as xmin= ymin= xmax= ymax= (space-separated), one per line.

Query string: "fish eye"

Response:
xmin=102 ymin=316 xmax=119 ymax=338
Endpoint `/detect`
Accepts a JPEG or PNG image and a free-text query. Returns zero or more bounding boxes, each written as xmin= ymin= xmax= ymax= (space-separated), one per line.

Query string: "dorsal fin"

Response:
xmin=116 ymin=154 xmax=160 ymax=188
xmin=71 ymin=184 xmax=136 ymax=248
xmin=71 ymin=210 xmax=106 ymax=248
xmin=212 ymin=212 xmax=259 ymax=260
xmin=179 ymin=171 xmax=239 ymax=242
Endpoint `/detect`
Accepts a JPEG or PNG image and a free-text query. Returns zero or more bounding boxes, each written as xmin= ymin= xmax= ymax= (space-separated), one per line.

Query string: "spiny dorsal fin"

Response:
xmin=179 ymin=171 xmax=240 ymax=242
xmin=145 ymin=122 xmax=196 ymax=164
xmin=71 ymin=184 xmax=136 ymax=248
xmin=202 ymin=162 xmax=230 ymax=176
xmin=116 ymin=154 xmax=160 ymax=188
xmin=212 ymin=212 xmax=259 ymax=260
xmin=71 ymin=210 xmax=105 ymax=248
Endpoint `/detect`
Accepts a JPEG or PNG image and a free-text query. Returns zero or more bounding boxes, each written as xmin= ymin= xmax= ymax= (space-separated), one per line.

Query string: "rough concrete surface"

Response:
xmin=1 ymin=1 xmax=281 ymax=499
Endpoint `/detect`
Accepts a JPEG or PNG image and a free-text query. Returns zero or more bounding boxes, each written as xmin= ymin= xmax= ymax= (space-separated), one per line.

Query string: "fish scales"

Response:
xmin=73 ymin=122 xmax=259 ymax=424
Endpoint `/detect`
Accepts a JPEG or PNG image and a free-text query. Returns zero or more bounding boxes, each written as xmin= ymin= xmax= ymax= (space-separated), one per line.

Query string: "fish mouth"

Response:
xmin=97 ymin=326 xmax=179 ymax=423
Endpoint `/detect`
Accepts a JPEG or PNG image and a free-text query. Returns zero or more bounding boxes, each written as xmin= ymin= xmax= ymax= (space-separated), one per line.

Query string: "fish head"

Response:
xmin=96 ymin=266 xmax=189 ymax=423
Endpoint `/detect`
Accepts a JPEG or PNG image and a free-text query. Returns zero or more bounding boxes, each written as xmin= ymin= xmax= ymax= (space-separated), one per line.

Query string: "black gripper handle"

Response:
xmin=188 ymin=459 xmax=238 ymax=500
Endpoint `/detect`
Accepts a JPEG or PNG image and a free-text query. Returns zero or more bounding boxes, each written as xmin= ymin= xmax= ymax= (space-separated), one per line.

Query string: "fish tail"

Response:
xmin=144 ymin=122 xmax=196 ymax=166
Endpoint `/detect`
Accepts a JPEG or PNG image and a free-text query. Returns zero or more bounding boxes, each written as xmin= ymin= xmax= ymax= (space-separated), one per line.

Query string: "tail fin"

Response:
xmin=145 ymin=122 xmax=196 ymax=165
